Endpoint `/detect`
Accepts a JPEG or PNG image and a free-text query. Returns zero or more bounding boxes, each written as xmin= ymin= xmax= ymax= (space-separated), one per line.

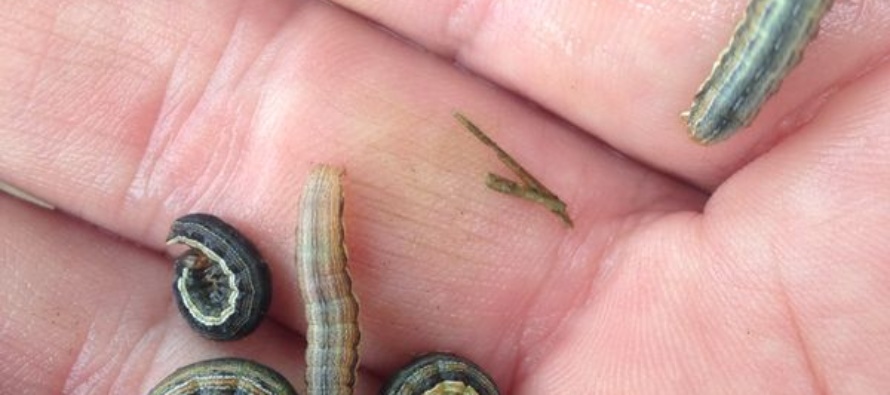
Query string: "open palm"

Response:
xmin=2 ymin=1 xmax=889 ymax=394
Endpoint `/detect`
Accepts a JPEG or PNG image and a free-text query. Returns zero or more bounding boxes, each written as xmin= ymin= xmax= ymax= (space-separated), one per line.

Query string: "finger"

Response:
xmin=331 ymin=0 xmax=890 ymax=188
xmin=700 ymin=59 xmax=890 ymax=390
xmin=0 ymin=195 xmax=309 ymax=393
xmin=519 ymin=63 xmax=890 ymax=393
xmin=0 ymin=0 xmax=706 ymax=389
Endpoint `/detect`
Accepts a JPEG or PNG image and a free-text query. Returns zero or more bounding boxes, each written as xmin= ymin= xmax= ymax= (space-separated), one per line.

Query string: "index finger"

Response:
xmin=331 ymin=0 xmax=890 ymax=188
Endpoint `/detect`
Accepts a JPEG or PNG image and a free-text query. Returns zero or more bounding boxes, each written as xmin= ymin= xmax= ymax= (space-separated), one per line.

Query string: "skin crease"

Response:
xmin=0 ymin=0 xmax=889 ymax=394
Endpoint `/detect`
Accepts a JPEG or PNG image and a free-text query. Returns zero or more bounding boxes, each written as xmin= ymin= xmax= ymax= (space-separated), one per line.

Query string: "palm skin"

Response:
xmin=1 ymin=1 xmax=889 ymax=394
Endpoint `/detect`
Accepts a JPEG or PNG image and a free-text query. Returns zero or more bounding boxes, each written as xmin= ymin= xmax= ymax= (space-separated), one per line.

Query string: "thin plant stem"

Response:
xmin=454 ymin=112 xmax=572 ymax=227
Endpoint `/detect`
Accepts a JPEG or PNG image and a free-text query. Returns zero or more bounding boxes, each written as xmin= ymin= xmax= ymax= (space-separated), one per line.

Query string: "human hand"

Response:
xmin=1 ymin=1 xmax=888 ymax=393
